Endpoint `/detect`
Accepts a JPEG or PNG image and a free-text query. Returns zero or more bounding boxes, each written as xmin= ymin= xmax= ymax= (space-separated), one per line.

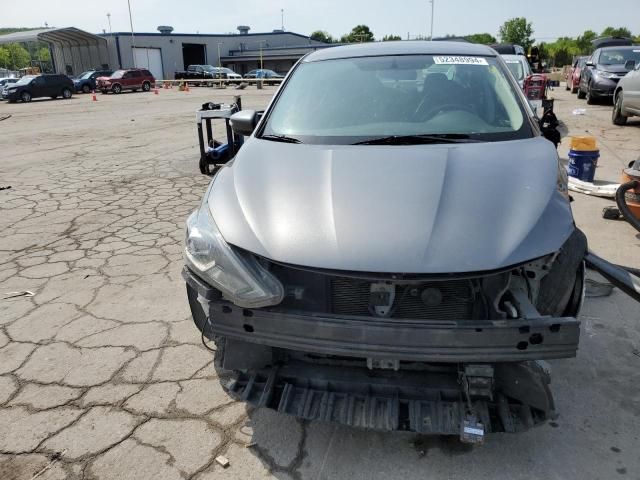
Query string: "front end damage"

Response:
xmin=184 ymin=229 xmax=586 ymax=442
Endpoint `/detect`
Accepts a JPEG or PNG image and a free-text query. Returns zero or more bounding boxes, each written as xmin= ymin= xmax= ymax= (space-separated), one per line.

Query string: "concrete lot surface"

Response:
xmin=0 ymin=85 xmax=639 ymax=480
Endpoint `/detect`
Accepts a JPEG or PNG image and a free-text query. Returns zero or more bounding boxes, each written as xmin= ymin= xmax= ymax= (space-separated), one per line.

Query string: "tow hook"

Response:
xmin=459 ymin=365 xmax=494 ymax=444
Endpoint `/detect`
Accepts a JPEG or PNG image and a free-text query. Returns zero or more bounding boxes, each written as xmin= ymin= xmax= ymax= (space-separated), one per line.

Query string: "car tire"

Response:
xmin=570 ymin=79 xmax=579 ymax=94
xmin=132 ymin=89 xmax=137 ymax=92
xmin=50 ymin=96 xmax=57 ymax=99
xmin=101 ymin=89 xmax=108 ymax=94
xmin=142 ymin=82 xmax=151 ymax=92
xmin=586 ymin=83 xmax=596 ymax=105
xmin=577 ymin=84 xmax=586 ymax=99
xmin=112 ymin=84 xmax=122 ymax=94
xmin=62 ymin=88 xmax=72 ymax=99
xmin=20 ymin=91 xmax=31 ymax=102
xmin=612 ymin=92 xmax=628 ymax=126
xmin=82 ymin=84 xmax=91 ymax=94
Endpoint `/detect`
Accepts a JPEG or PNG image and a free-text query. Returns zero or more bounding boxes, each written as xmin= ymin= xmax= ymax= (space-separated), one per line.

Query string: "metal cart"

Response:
xmin=196 ymin=96 xmax=244 ymax=175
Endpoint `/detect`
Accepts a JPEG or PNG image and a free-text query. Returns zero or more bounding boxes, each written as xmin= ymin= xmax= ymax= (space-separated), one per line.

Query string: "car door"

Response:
xmin=582 ymin=51 xmax=598 ymax=90
xmin=121 ymin=71 xmax=134 ymax=89
xmin=628 ymin=63 xmax=640 ymax=111
xmin=30 ymin=76 xmax=47 ymax=98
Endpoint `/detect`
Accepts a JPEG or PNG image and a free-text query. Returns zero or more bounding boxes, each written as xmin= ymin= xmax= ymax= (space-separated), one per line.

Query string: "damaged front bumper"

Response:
xmin=184 ymin=266 xmax=580 ymax=440
xmin=184 ymin=267 xmax=580 ymax=363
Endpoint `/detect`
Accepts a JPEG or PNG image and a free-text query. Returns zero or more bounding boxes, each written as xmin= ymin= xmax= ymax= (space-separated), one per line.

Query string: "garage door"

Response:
xmin=133 ymin=48 xmax=163 ymax=80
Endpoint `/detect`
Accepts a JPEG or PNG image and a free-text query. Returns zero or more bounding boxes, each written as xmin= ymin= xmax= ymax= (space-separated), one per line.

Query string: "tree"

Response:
xmin=2 ymin=43 xmax=30 ymax=69
xmin=35 ymin=47 xmax=50 ymax=62
xmin=499 ymin=17 xmax=534 ymax=51
xmin=0 ymin=47 xmax=9 ymax=68
xmin=601 ymin=27 xmax=632 ymax=39
xmin=545 ymin=37 xmax=580 ymax=67
xmin=310 ymin=30 xmax=334 ymax=44
xmin=464 ymin=33 xmax=497 ymax=44
xmin=576 ymin=30 xmax=597 ymax=54
xmin=382 ymin=34 xmax=402 ymax=41
xmin=341 ymin=25 xmax=375 ymax=43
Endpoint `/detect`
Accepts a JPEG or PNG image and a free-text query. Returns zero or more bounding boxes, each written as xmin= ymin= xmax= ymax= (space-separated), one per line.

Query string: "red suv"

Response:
xmin=96 ymin=68 xmax=155 ymax=94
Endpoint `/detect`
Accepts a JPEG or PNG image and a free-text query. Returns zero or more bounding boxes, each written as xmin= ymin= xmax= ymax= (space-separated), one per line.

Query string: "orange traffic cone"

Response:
xmin=185 ymin=83 xmax=190 ymax=93
xmin=154 ymin=87 xmax=159 ymax=95
xmin=163 ymin=83 xmax=168 ymax=89
xmin=91 ymin=90 xmax=97 ymax=101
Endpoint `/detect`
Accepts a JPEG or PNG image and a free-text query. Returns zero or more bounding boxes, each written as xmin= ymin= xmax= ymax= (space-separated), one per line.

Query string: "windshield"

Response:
xmin=505 ymin=60 xmax=525 ymax=80
xmin=201 ymin=66 xmax=215 ymax=72
xmin=80 ymin=71 xmax=94 ymax=80
xmin=222 ymin=68 xmax=235 ymax=74
xmin=261 ymin=54 xmax=530 ymax=144
xmin=111 ymin=70 xmax=125 ymax=79
xmin=15 ymin=75 xmax=36 ymax=85
xmin=598 ymin=49 xmax=640 ymax=65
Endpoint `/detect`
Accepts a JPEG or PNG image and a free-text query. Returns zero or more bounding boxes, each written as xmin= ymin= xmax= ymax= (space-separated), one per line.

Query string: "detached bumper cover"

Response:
xmin=184 ymin=267 xmax=580 ymax=363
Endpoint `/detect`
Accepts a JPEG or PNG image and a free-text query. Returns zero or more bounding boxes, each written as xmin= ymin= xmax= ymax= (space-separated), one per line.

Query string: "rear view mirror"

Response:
xmin=585 ymin=61 xmax=595 ymax=67
xmin=625 ymin=60 xmax=636 ymax=71
xmin=230 ymin=110 xmax=258 ymax=136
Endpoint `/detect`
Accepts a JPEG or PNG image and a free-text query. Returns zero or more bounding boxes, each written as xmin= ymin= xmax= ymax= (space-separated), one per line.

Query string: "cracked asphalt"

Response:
xmin=0 ymin=85 xmax=639 ymax=480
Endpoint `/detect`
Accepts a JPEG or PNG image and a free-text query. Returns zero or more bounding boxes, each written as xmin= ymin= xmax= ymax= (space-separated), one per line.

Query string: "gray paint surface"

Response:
xmin=209 ymin=136 xmax=574 ymax=273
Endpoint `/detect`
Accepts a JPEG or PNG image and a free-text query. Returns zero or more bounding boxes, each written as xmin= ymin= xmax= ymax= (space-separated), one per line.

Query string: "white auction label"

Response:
xmin=433 ymin=56 xmax=489 ymax=66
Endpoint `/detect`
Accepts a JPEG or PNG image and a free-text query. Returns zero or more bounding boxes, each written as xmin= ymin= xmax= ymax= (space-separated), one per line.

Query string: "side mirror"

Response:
xmin=230 ymin=110 xmax=258 ymax=136
xmin=625 ymin=60 xmax=636 ymax=71
xmin=585 ymin=61 xmax=595 ymax=68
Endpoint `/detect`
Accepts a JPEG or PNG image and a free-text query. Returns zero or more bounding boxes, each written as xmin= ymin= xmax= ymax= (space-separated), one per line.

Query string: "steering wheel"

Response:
xmin=415 ymin=102 xmax=476 ymax=121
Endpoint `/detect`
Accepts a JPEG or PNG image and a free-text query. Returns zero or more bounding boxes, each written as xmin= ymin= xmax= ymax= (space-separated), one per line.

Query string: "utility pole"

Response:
xmin=430 ymin=0 xmax=435 ymax=40
xmin=127 ymin=0 xmax=136 ymax=66
xmin=106 ymin=13 xmax=112 ymax=35
xmin=281 ymin=9 xmax=284 ymax=31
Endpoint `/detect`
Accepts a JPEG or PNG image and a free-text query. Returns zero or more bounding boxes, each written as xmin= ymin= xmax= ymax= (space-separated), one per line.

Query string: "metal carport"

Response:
xmin=0 ymin=27 xmax=110 ymax=76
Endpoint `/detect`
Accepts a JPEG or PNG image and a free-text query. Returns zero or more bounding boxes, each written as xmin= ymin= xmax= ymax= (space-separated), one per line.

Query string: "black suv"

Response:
xmin=3 ymin=74 xmax=74 ymax=103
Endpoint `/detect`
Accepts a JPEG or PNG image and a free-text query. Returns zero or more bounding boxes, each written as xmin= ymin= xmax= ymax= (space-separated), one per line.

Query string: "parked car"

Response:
xmin=578 ymin=46 xmax=640 ymax=104
xmin=0 ymin=78 xmax=18 ymax=99
xmin=566 ymin=56 xmax=587 ymax=94
xmin=502 ymin=54 xmax=532 ymax=89
xmin=2 ymin=74 xmax=73 ymax=103
xmin=73 ymin=69 xmax=113 ymax=93
xmin=243 ymin=69 xmax=285 ymax=85
xmin=219 ymin=67 xmax=242 ymax=83
xmin=96 ymin=69 xmax=155 ymax=94
xmin=612 ymin=60 xmax=640 ymax=125
xmin=175 ymin=65 xmax=226 ymax=85
xmin=184 ymin=41 xmax=588 ymax=440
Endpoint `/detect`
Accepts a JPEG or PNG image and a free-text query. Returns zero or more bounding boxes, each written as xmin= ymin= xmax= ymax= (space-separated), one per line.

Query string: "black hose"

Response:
xmin=616 ymin=180 xmax=640 ymax=233
xmin=585 ymin=252 xmax=640 ymax=303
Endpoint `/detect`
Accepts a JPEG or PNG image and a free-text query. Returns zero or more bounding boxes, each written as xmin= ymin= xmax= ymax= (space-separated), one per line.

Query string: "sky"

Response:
xmin=2 ymin=0 xmax=639 ymax=41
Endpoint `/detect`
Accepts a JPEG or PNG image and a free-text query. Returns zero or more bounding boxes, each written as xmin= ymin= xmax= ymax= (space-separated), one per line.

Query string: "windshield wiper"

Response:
xmin=352 ymin=134 xmax=481 ymax=146
xmin=260 ymin=134 xmax=303 ymax=144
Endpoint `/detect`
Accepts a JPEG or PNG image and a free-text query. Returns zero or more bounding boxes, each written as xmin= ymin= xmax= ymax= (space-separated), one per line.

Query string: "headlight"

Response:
xmin=184 ymin=206 xmax=284 ymax=308
xmin=7 ymin=87 xmax=17 ymax=92
xmin=596 ymin=70 xmax=616 ymax=79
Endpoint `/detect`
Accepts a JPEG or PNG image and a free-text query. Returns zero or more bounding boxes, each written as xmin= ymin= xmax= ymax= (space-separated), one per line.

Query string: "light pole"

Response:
xmin=106 ymin=13 xmax=112 ymax=35
xmin=217 ymin=42 xmax=223 ymax=87
xmin=127 ymin=0 xmax=136 ymax=66
xmin=430 ymin=0 xmax=435 ymax=40
xmin=281 ymin=9 xmax=284 ymax=31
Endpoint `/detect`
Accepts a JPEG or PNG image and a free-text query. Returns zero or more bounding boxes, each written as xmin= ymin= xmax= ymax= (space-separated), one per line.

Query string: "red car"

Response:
xmin=566 ymin=56 xmax=587 ymax=94
xmin=96 ymin=68 xmax=155 ymax=94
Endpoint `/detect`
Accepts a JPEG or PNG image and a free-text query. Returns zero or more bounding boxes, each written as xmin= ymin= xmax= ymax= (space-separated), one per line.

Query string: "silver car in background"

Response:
xmin=502 ymin=54 xmax=533 ymax=89
xmin=613 ymin=59 xmax=640 ymax=125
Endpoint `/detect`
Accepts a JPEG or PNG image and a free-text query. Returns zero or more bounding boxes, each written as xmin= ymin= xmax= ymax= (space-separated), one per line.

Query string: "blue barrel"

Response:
xmin=567 ymin=149 xmax=600 ymax=182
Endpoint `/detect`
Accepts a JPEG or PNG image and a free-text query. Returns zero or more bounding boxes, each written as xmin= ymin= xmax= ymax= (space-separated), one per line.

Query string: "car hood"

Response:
xmin=208 ymin=136 xmax=574 ymax=273
xmin=596 ymin=63 xmax=630 ymax=74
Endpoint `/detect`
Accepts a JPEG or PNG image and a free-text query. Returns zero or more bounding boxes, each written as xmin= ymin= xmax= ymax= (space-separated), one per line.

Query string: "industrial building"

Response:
xmin=0 ymin=25 xmax=331 ymax=79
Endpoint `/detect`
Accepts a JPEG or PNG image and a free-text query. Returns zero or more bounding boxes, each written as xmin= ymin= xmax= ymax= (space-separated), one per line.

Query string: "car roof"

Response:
xmin=501 ymin=54 xmax=527 ymax=62
xmin=598 ymin=45 xmax=640 ymax=51
xmin=304 ymin=41 xmax=497 ymax=63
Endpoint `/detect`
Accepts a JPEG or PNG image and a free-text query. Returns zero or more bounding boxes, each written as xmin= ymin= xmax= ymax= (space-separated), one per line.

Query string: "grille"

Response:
xmin=330 ymin=278 xmax=475 ymax=320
